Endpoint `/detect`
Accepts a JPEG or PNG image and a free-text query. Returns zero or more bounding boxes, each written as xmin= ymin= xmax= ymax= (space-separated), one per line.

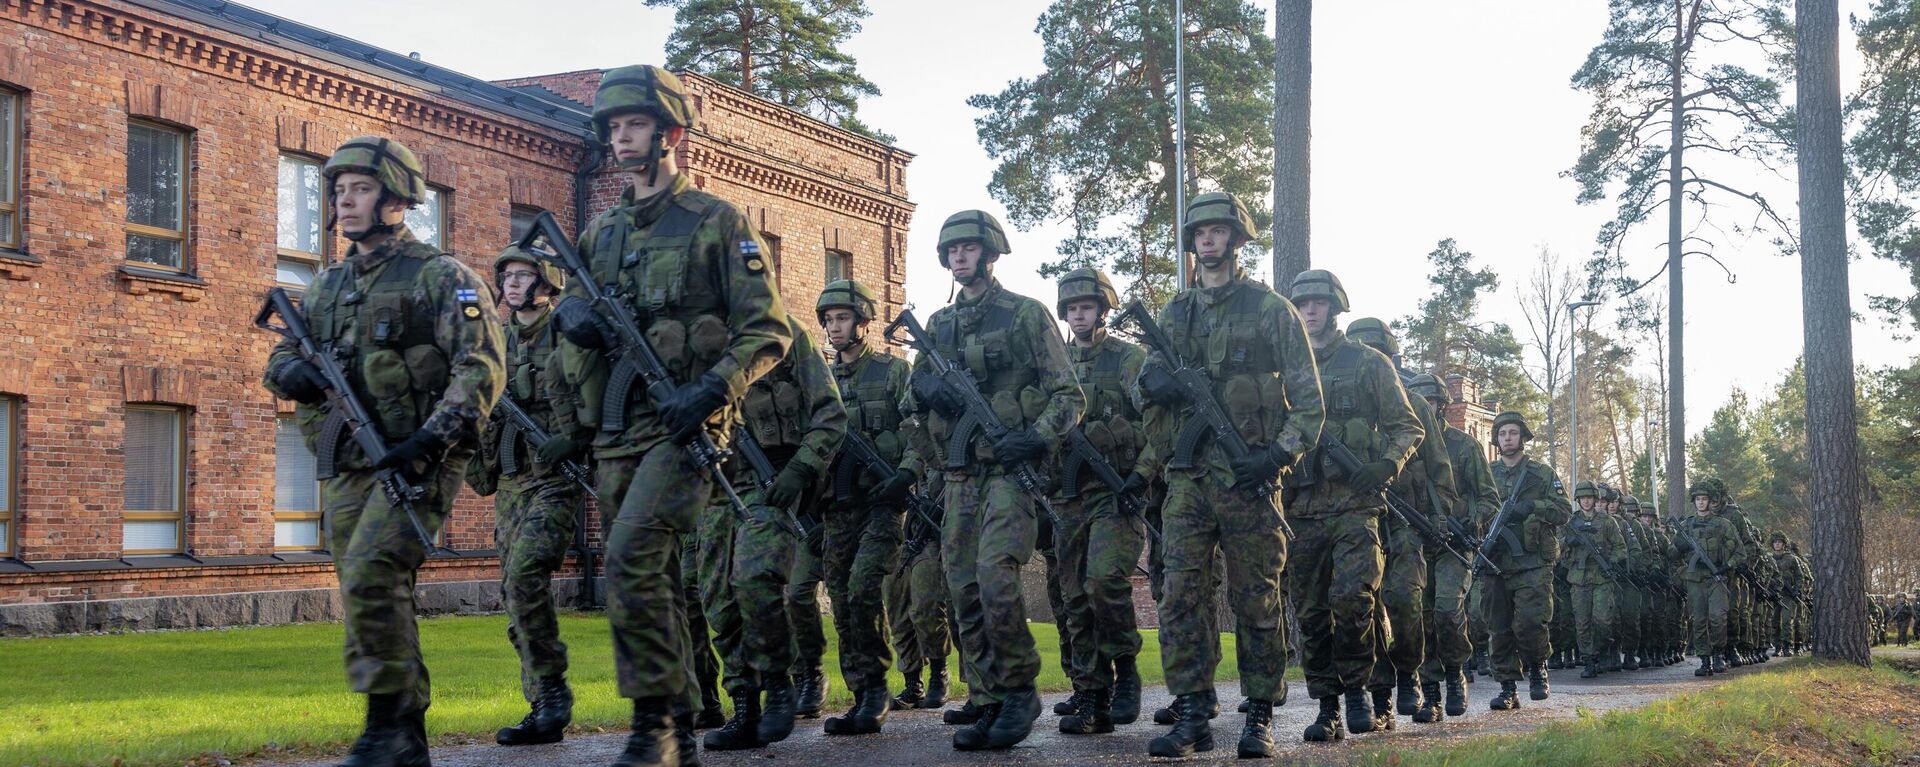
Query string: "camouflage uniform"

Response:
xmin=1479 ymin=414 xmax=1570 ymax=704
xmin=1412 ymin=374 xmax=1495 ymax=715
xmin=1560 ymin=483 xmax=1621 ymax=672
xmin=785 ymin=529 xmax=829 ymax=709
xmin=262 ymin=136 xmax=505 ymax=758
xmin=1675 ymin=483 xmax=1739 ymax=672
xmin=884 ymin=479 xmax=950 ymax=690
xmin=1608 ymin=491 xmax=1650 ymax=669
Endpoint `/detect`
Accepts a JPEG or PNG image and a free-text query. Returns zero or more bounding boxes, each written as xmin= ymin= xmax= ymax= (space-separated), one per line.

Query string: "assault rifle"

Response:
xmin=832 ymin=427 xmax=944 ymax=537
xmin=1561 ymin=514 xmax=1625 ymax=583
xmin=1672 ymin=522 xmax=1727 ymax=582
xmin=1109 ymin=301 xmax=1292 ymax=541
xmin=1473 ymin=464 xmax=1530 ymax=577
xmin=1060 ymin=426 xmax=1162 ymax=545
xmin=496 ymin=394 xmax=596 ymax=498
xmin=516 ymin=210 xmax=755 ymax=527
xmin=256 ymin=287 xmax=437 ymax=549
xmin=885 ymin=309 xmax=1059 ymax=524
xmin=730 ymin=426 xmax=810 ymax=537
xmin=1318 ymin=435 xmax=1471 ymax=569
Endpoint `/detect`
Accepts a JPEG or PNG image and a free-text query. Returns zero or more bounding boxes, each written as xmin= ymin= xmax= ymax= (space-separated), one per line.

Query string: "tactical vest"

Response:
xmin=925 ymin=286 xmax=1047 ymax=466
xmin=1072 ymin=338 xmax=1142 ymax=471
xmin=498 ymin=312 xmax=566 ymax=477
xmin=304 ymin=248 xmax=446 ymax=443
xmin=1299 ymin=341 xmax=1385 ymax=481
xmin=1161 ymin=281 xmax=1292 ymax=459
xmin=838 ymin=350 xmax=907 ymax=465
xmin=741 ymin=350 xmax=807 ymax=453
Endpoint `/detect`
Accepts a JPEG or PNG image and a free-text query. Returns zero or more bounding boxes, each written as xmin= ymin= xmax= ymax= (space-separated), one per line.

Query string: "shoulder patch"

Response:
xmin=1552 ymin=479 xmax=1564 ymax=490
xmin=456 ymin=287 xmax=485 ymax=320
xmin=740 ymin=241 xmax=766 ymax=274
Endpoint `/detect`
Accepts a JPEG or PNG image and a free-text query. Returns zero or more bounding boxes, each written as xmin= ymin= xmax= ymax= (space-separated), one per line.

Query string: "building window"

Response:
xmin=273 ymin=415 xmax=322 ymax=551
xmin=510 ymin=205 xmax=542 ymax=246
xmin=0 ymin=89 xmax=18 ymax=251
xmin=123 ymin=406 xmax=186 ymax=555
xmin=126 ymin=121 xmax=189 ymax=270
xmin=405 ymin=186 xmax=447 ymax=249
xmin=0 ymin=396 xmax=15 ymax=557
xmin=763 ymin=233 xmax=783 ymax=276
xmin=825 ymin=248 xmax=851 ymax=284
xmin=276 ymin=154 xmax=326 ymax=290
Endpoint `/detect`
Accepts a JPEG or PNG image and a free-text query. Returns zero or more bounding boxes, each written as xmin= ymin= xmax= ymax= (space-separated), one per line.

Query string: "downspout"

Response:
xmin=570 ymin=137 xmax=604 ymax=609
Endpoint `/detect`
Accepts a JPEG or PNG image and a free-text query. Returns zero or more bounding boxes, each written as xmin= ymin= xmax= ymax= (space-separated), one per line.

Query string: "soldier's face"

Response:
xmin=1772 ymin=541 xmax=1784 ymax=551
xmin=607 ymin=112 xmax=683 ymax=167
xmin=332 ymin=172 xmax=401 ymax=235
xmin=1064 ymin=299 xmax=1103 ymax=339
xmin=1495 ymin=424 xmax=1524 ymax=455
xmin=822 ymin=307 xmax=865 ymax=351
xmin=1579 ymin=497 xmax=1596 ymax=511
xmin=501 ymin=266 xmax=542 ymax=310
xmin=1298 ymin=298 xmax=1332 ymax=336
xmin=1193 ymin=224 xmax=1236 ymax=264
xmin=947 ymin=241 xmax=988 ymax=283
xmin=1694 ymin=495 xmax=1712 ymax=513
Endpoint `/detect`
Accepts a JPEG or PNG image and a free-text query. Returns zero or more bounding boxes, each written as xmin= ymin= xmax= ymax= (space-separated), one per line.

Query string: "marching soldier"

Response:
xmin=262 ymin=136 xmax=506 ymax=766
xmin=1677 ymin=482 xmax=1740 ymax=675
xmin=1561 ymin=482 xmax=1622 ymax=678
xmin=1479 ymin=412 xmax=1569 ymax=710
xmin=1406 ymin=374 xmax=1490 ymax=718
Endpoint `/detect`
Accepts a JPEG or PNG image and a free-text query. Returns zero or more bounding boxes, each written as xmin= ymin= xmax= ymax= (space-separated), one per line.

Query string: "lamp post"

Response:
xmin=1172 ymin=0 xmax=1189 ymax=286
xmin=1647 ymin=413 xmax=1662 ymax=519
xmin=1567 ymin=300 xmax=1600 ymax=494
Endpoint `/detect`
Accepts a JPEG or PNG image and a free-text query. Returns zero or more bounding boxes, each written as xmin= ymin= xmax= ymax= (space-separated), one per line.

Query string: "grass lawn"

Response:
xmin=1357 ymin=655 xmax=1920 ymax=767
xmin=0 ymin=612 xmax=1239 ymax=767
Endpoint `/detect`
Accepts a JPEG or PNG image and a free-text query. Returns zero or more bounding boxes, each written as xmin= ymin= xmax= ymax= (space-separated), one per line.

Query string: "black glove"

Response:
xmin=875 ymin=468 xmax=918 ymax=503
xmin=534 ymin=435 xmax=579 ymax=466
xmin=1674 ymin=535 xmax=1694 ymax=553
xmin=1230 ymin=443 xmax=1292 ymax=489
xmin=554 ymin=296 xmax=611 ymax=349
xmin=992 ymin=429 xmax=1047 ymax=466
xmin=766 ymin=462 xmax=816 ymax=509
xmin=1347 ymin=459 xmax=1397 ymax=495
xmin=376 ymin=429 xmax=446 ymax=475
xmin=1137 ymin=365 xmax=1183 ymax=407
xmin=660 ymin=372 xmax=730 ymax=444
xmin=273 ymin=359 xmax=329 ymax=405
xmin=911 ymin=373 xmax=962 ymax=418
xmin=802 ymin=518 xmax=825 ymax=557
xmin=1120 ymin=471 xmax=1149 ymax=496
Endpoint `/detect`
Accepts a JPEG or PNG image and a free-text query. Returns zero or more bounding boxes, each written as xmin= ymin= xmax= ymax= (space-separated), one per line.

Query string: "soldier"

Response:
xmin=1407 ymin=374 xmax=1491 ymax=718
xmin=1871 ymin=595 xmax=1889 ymax=646
xmin=904 ymin=209 xmax=1085 ymax=751
xmin=1134 ymin=194 xmax=1322 ymax=757
xmin=1657 ymin=513 xmax=1691 ymax=665
xmin=467 ymin=246 xmax=589 ymax=747
xmin=1892 ymin=593 xmax=1913 ymax=646
xmin=553 ymin=65 xmax=793 ymax=767
xmin=1560 ymin=482 xmax=1621 ymax=679
xmin=1707 ymin=478 xmax=1767 ymax=666
xmin=695 ymin=311 xmax=845 ymax=750
xmin=1627 ymin=496 xmax=1674 ymax=667
xmin=262 ymin=136 xmax=506 ymax=766
xmin=1479 ymin=412 xmax=1570 ymax=711
xmin=1281 ymin=268 xmax=1414 ymax=742
xmin=1048 ymin=268 xmax=1149 ymax=735
xmin=882 ymin=464 xmax=950 ymax=712
xmin=1676 ymin=482 xmax=1739 ymax=676
xmin=1789 ymin=541 xmax=1812 ymax=654
xmin=1606 ymin=486 xmax=1647 ymax=672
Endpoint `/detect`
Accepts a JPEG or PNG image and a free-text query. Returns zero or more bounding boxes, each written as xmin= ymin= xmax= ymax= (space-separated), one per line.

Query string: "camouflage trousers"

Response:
xmin=785 ymin=536 xmax=828 ymax=678
xmin=1039 ymin=516 xmax=1074 ymax=676
xmin=1615 ymin=581 xmax=1643 ymax=655
xmin=1479 ymin=565 xmax=1554 ymax=682
xmin=1684 ymin=578 xmax=1730 ymax=655
xmin=1370 ymin=520 xmax=1428 ymax=690
xmin=1420 ymin=550 xmax=1472 ymax=680
xmin=825 ymin=501 xmax=903 ymax=692
xmin=1292 ymin=507 xmax=1383 ymax=700
xmin=1727 ymin=578 xmax=1751 ymax=652
xmin=1569 ymin=580 xmax=1615 ymax=659
xmin=494 ymin=476 xmax=581 ymax=702
xmin=696 ymin=478 xmax=798 ymax=694
xmin=942 ymin=470 xmax=1041 ymax=703
xmin=596 ymin=448 xmax=709 ymax=710
xmin=325 ymin=452 xmax=467 ymax=712
xmin=884 ymin=533 xmax=951 ymax=677
xmin=1053 ymin=488 xmax=1146 ymax=693
xmin=1161 ymin=471 xmax=1288 ymax=700
xmin=681 ymin=532 xmax=722 ymax=710
xmin=1550 ymin=573 xmax=1574 ymax=659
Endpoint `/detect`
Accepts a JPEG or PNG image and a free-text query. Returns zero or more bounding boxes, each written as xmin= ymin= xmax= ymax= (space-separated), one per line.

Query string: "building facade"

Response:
xmin=0 ymin=0 xmax=912 ymax=635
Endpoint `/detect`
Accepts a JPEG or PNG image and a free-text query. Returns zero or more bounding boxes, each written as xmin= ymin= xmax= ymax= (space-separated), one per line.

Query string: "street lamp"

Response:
xmin=1646 ymin=415 xmax=1661 ymax=518
xmin=1567 ymin=300 xmax=1600 ymax=495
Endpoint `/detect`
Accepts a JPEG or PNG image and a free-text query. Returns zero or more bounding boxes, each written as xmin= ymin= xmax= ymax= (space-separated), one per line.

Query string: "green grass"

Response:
xmin=0 ymin=613 xmax=1238 ymax=767
xmin=1357 ymin=657 xmax=1920 ymax=767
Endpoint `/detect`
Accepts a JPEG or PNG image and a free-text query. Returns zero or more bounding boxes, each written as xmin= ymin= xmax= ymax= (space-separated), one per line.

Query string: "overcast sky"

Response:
xmin=243 ymin=0 xmax=1913 ymax=437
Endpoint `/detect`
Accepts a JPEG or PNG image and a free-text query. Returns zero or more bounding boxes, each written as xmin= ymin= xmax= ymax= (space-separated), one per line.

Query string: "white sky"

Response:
xmin=243 ymin=0 xmax=1916 ymax=437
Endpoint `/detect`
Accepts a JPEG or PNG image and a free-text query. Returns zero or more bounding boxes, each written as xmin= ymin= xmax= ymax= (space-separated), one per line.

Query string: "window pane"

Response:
xmin=123 ymin=520 xmax=178 ymax=552
xmin=276 ymin=257 xmax=317 ymax=289
xmin=126 ymin=232 xmax=182 ymax=269
xmin=277 ymin=156 xmax=324 ymax=255
xmin=0 ymin=399 xmax=10 ymax=513
xmin=0 ymin=522 xmax=8 ymax=554
xmin=275 ymin=520 xmax=321 ymax=549
xmin=510 ymin=207 xmax=539 ymax=245
xmin=405 ymin=188 xmax=443 ymax=248
xmin=124 ymin=408 xmax=180 ymax=512
xmin=825 ymin=250 xmax=850 ymax=283
xmin=275 ymin=417 xmax=317 ymax=513
xmin=127 ymin=123 xmax=182 ymax=231
xmin=0 ymin=91 xmax=13 ymax=206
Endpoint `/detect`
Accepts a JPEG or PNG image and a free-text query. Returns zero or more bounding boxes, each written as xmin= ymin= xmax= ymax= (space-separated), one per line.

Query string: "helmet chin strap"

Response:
xmin=341 ymin=191 xmax=402 ymax=243
xmin=616 ymin=130 xmax=668 ymax=185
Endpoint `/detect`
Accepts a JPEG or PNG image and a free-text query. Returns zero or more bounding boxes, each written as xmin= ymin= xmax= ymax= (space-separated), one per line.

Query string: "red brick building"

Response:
xmin=0 ymin=0 xmax=913 ymax=635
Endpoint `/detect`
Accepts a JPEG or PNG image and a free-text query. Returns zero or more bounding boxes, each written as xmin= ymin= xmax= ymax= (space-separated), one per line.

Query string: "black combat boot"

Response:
xmin=695 ymin=680 xmax=726 ymax=731
xmin=1600 ymin=645 xmax=1620 ymax=673
xmin=1412 ymin=681 xmax=1445 ymax=724
xmin=1111 ymin=654 xmax=1142 ymax=724
xmin=1238 ymin=698 xmax=1276 ymax=757
xmin=1725 ymin=649 xmax=1743 ymax=668
xmin=920 ymin=663 xmax=949 ymax=709
xmin=1528 ymin=663 xmax=1550 ymax=701
xmin=951 ymin=703 xmax=1001 ymax=750
xmin=1396 ymin=673 xmax=1420 ymax=716
xmin=339 ymin=693 xmax=429 ymax=767
xmin=794 ymin=668 xmax=829 ymax=718
xmin=1147 ymin=693 xmax=1215 ymax=757
xmin=1695 ymin=656 xmax=1713 ymax=676
xmin=672 ymin=711 xmax=701 ymax=767
xmin=496 ymin=675 xmax=572 ymax=746
xmin=1444 ymin=671 xmax=1468 ymax=717
xmin=610 ymin=699 xmax=678 ymax=767
xmin=823 ymin=687 xmax=889 ymax=735
xmin=1058 ymin=687 xmax=1113 ymax=735
xmin=1488 ymin=680 xmax=1520 ymax=711
xmin=1152 ymin=692 xmax=1221 ymax=725
xmin=891 ymin=670 xmax=924 ymax=711
xmin=758 ymin=675 xmax=798 ymax=744
xmin=1472 ymin=648 xmax=1490 ymax=678
xmin=1237 ymin=698 xmax=1250 ymax=713
xmin=1343 ymin=689 xmax=1375 ymax=735
xmin=986 ymin=687 xmax=1043 ymax=748
xmin=1370 ymin=687 xmax=1396 ymax=731
xmin=1579 ymin=655 xmax=1600 ymax=679
xmin=1302 ymin=695 xmax=1344 ymax=742
xmin=702 ymin=689 xmax=763 ymax=751
xmin=1711 ymin=654 xmax=1727 ymax=673
xmin=1052 ymin=690 xmax=1082 ymax=716
xmin=1548 ymin=649 xmax=1565 ymax=670
xmin=944 ymin=700 xmax=986 ymax=725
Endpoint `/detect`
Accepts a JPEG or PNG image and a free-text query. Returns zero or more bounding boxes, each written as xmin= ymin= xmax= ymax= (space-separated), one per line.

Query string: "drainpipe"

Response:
xmin=569 ymin=138 xmax=604 ymax=609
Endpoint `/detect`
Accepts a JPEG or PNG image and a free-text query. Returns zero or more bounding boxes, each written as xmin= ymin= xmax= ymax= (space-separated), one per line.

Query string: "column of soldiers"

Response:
xmin=263 ymin=63 xmax=1883 ymax=767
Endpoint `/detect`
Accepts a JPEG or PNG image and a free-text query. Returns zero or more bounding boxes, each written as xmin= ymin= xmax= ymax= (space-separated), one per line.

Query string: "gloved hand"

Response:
xmin=911 ymin=373 xmax=962 ymax=417
xmin=273 ymin=359 xmax=329 ymax=405
xmin=535 ymin=435 xmax=579 ymax=466
xmin=1347 ymin=459 xmax=1397 ymax=495
xmin=554 ymin=296 xmax=611 ymax=349
xmin=875 ymin=468 xmax=918 ymax=503
xmin=1230 ymin=443 xmax=1293 ymax=489
xmin=766 ymin=462 xmax=816 ymax=509
xmin=1120 ymin=471 xmax=1150 ymax=497
xmin=660 ymin=372 xmax=730 ymax=444
xmin=376 ymin=429 xmax=447 ymax=475
xmin=1137 ymin=365 xmax=1183 ymax=407
xmin=803 ymin=519 xmax=826 ymax=558
xmin=992 ymin=429 xmax=1047 ymax=466
xmin=1674 ymin=534 xmax=1694 ymax=553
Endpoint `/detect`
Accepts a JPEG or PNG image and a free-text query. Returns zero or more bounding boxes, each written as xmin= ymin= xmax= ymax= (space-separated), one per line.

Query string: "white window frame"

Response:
xmin=123 ymin=405 xmax=187 ymax=555
xmin=276 ymin=153 xmax=327 ymax=291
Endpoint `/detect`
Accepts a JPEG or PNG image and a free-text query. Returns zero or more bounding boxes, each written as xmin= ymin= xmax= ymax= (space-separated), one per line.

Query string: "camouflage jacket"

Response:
xmin=1291 ymin=330 xmax=1417 ymax=519
xmin=1056 ymin=329 xmax=1146 ymax=495
xmin=1443 ymin=425 xmax=1497 ymax=531
xmin=1561 ymin=507 xmax=1623 ymax=586
xmin=1483 ymin=454 xmax=1571 ymax=572
xmin=829 ymin=339 xmax=917 ymax=493
xmin=1674 ymin=512 xmax=1740 ymax=582
xmin=1392 ymin=388 xmax=1456 ymax=536
xmin=731 ymin=317 xmax=845 ymax=485
xmin=264 ymin=228 xmax=505 ymax=469
xmin=469 ymin=304 xmax=590 ymax=494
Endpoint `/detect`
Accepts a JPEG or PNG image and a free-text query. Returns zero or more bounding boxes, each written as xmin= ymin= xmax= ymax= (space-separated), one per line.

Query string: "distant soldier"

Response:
xmin=1627 ymin=496 xmax=1676 ymax=667
xmin=1407 ymin=374 xmax=1492 ymax=718
xmin=1676 ymin=481 xmax=1740 ymax=676
xmin=1560 ymin=482 xmax=1622 ymax=678
xmin=262 ymin=136 xmax=505 ymax=766
xmin=1478 ymin=412 xmax=1569 ymax=710
xmin=1891 ymin=593 xmax=1913 ymax=646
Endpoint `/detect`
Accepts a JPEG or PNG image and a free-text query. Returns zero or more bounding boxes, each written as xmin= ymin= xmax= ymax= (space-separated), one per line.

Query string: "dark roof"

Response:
xmin=127 ymin=0 xmax=594 ymax=138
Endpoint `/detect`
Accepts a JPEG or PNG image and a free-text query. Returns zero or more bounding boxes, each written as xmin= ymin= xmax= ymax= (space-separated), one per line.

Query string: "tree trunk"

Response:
xmin=1796 ymin=0 xmax=1871 ymax=665
xmin=1664 ymin=0 xmax=1689 ymax=522
xmin=1271 ymin=0 xmax=1311 ymax=285
xmin=737 ymin=7 xmax=756 ymax=93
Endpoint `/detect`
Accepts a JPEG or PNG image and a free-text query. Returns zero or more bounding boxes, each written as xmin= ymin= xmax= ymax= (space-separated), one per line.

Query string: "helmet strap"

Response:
xmin=342 ymin=191 xmax=401 ymax=243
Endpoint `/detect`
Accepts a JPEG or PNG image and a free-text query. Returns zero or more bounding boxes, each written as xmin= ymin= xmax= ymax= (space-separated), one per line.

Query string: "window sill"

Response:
xmin=117 ymin=263 xmax=207 ymax=302
xmin=0 ymin=249 xmax=39 ymax=281
xmin=0 ymin=549 xmax=501 ymax=574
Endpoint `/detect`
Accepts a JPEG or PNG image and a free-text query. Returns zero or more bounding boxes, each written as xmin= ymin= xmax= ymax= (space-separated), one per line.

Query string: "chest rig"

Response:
xmin=927 ymin=288 xmax=1040 ymax=470
xmin=585 ymin=194 xmax=723 ymax=433
xmin=1060 ymin=338 xmax=1141 ymax=492
xmin=832 ymin=350 xmax=907 ymax=493
xmin=1163 ymin=282 xmax=1289 ymax=471
xmin=498 ymin=315 xmax=562 ymax=477
xmin=304 ymin=250 xmax=443 ymax=466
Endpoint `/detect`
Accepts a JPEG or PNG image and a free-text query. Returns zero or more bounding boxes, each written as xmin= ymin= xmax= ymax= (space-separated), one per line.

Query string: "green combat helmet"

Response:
xmin=1491 ymin=410 xmax=1533 ymax=441
xmin=1288 ymin=269 xmax=1350 ymax=314
xmin=1182 ymin=192 xmax=1256 ymax=253
xmin=1688 ymin=480 xmax=1718 ymax=502
xmin=1345 ymin=317 xmax=1399 ymax=356
xmin=321 ymin=137 xmax=426 ymax=240
xmin=1600 ymin=484 xmax=1621 ymax=503
xmin=816 ymin=279 xmax=879 ymax=323
xmin=593 ymin=65 xmax=698 ymax=179
xmin=1406 ymin=373 xmax=1448 ymax=404
xmin=935 ymin=210 xmax=1010 ymax=266
xmin=1574 ymin=481 xmax=1598 ymax=500
xmin=1056 ymin=267 xmax=1119 ymax=319
xmin=493 ymin=245 xmax=566 ymax=306
xmin=1623 ymin=495 xmax=1643 ymax=515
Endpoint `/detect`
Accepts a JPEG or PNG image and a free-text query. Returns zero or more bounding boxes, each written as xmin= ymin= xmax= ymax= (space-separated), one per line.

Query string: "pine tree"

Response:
xmin=646 ymin=0 xmax=887 ymax=140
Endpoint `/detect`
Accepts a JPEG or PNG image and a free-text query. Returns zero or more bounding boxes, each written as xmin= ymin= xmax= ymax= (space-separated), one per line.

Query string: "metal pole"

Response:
xmin=1648 ymin=412 xmax=1662 ymax=519
xmin=1567 ymin=301 xmax=1599 ymax=493
xmin=1173 ymin=0 xmax=1188 ymax=286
